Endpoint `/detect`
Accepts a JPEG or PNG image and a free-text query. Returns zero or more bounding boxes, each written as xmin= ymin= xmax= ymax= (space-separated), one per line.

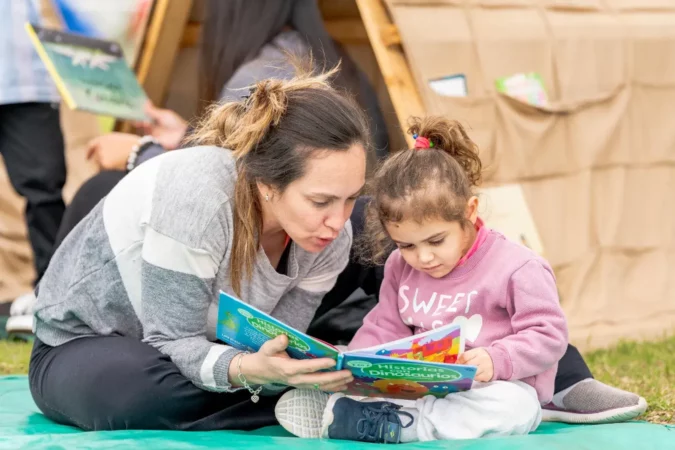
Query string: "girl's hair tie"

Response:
xmin=412 ymin=133 xmax=434 ymax=149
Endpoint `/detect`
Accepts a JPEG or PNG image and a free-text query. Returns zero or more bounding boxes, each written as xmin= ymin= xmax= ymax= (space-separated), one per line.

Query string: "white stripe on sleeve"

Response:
xmin=200 ymin=345 xmax=229 ymax=389
xmin=142 ymin=228 xmax=218 ymax=278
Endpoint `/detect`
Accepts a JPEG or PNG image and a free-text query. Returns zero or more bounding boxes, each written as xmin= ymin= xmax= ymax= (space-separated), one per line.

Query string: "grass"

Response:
xmin=0 ymin=340 xmax=31 ymax=375
xmin=0 ymin=336 xmax=673 ymax=424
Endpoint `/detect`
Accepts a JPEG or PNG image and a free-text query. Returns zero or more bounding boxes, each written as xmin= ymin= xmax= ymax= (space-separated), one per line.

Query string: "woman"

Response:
xmin=29 ymin=70 xmax=369 ymax=431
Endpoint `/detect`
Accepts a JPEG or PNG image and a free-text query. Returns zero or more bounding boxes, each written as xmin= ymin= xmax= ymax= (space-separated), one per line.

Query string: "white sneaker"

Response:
xmin=5 ymin=314 xmax=34 ymax=333
xmin=275 ymin=389 xmax=331 ymax=438
xmin=9 ymin=291 xmax=36 ymax=316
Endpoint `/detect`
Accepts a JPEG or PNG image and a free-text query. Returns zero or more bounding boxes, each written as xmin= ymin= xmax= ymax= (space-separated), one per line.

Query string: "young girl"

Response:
xmin=274 ymin=117 xmax=569 ymax=443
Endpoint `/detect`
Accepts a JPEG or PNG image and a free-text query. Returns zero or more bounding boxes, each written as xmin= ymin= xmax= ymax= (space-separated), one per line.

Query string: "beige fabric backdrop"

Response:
xmin=387 ymin=0 xmax=675 ymax=349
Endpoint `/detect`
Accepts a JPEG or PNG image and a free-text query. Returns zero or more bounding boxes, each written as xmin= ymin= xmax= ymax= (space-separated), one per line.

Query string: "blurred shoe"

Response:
xmin=9 ymin=291 xmax=36 ymax=317
xmin=542 ymin=379 xmax=647 ymax=424
xmin=275 ymin=388 xmax=413 ymax=443
xmin=6 ymin=291 xmax=36 ymax=334
xmin=5 ymin=314 xmax=33 ymax=334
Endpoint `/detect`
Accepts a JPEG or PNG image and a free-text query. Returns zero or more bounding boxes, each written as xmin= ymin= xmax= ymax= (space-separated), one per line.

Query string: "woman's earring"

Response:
xmin=265 ymin=193 xmax=270 ymax=202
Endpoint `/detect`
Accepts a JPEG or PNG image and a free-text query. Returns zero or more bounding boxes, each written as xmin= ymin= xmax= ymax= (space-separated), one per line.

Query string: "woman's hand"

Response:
xmin=230 ymin=335 xmax=354 ymax=393
xmin=458 ymin=347 xmax=494 ymax=382
xmin=86 ymin=132 xmax=141 ymax=171
xmin=134 ymin=102 xmax=189 ymax=150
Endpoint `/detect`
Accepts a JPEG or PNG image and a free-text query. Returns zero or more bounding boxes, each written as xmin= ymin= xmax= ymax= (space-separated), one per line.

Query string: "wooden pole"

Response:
xmin=117 ymin=0 xmax=193 ymax=132
xmin=134 ymin=0 xmax=194 ymax=105
xmin=355 ymin=0 xmax=425 ymax=147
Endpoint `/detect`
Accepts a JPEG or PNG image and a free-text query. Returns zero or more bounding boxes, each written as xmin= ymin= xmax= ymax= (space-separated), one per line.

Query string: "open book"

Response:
xmin=216 ymin=291 xmax=477 ymax=400
xmin=25 ymin=24 xmax=148 ymax=121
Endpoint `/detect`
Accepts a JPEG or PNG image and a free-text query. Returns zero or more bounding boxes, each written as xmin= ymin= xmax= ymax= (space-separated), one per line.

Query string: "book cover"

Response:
xmin=25 ymin=23 xmax=148 ymax=121
xmin=216 ymin=291 xmax=340 ymax=362
xmin=428 ymin=74 xmax=468 ymax=98
xmin=50 ymin=0 xmax=154 ymax=66
xmin=495 ymin=72 xmax=548 ymax=108
xmin=341 ymin=353 xmax=476 ymax=400
xmin=216 ymin=291 xmax=477 ymax=400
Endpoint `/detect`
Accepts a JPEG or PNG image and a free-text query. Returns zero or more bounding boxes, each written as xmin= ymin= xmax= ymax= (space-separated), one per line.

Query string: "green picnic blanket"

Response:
xmin=0 ymin=376 xmax=672 ymax=449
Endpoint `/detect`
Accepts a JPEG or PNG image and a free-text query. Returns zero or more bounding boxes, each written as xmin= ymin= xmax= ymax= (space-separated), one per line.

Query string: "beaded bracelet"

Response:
xmin=126 ymin=135 xmax=159 ymax=172
xmin=236 ymin=351 xmax=263 ymax=403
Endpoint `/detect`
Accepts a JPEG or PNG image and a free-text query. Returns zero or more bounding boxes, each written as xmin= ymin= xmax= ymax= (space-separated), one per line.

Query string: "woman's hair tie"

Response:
xmin=412 ymin=133 xmax=434 ymax=150
xmin=241 ymin=86 xmax=256 ymax=109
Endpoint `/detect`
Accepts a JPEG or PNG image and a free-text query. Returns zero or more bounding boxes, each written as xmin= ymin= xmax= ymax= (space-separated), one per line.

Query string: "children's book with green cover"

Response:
xmin=25 ymin=24 xmax=148 ymax=121
xmin=216 ymin=291 xmax=477 ymax=400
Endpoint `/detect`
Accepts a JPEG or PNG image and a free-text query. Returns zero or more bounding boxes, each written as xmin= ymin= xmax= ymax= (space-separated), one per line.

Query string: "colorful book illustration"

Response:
xmin=495 ymin=72 xmax=549 ymax=107
xmin=216 ymin=291 xmax=477 ymax=400
xmin=25 ymin=24 xmax=148 ymax=121
xmin=50 ymin=0 xmax=155 ymax=67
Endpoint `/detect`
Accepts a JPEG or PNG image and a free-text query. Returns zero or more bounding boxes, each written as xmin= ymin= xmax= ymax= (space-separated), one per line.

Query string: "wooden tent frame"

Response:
xmin=354 ymin=0 xmax=423 ymax=147
xmin=133 ymin=0 xmax=194 ymax=106
xmin=116 ymin=0 xmax=193 ymax=132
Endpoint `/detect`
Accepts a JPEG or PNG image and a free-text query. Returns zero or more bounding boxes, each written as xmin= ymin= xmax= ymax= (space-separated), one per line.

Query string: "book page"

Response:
xmin=349 ymin=323 xmax=463 ymax=364
xmin=428 ymin=74 xmax=468 ymax=97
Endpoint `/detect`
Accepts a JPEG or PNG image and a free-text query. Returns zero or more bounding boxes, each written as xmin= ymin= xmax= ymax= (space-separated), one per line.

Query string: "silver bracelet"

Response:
xmin=126 ymin=135 xmax=158 ymax=172
xmin=236 ymin=351 xmax=263 ymax=403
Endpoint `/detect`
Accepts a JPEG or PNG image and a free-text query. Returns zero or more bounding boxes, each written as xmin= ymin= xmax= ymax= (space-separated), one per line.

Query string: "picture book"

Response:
xmin=216 ymin=291 xmax=477 ymax=400
xmin=495 ymin=72 xmax=549 ymax=108
xmin=428 ymin=74 xmax=468 ymax=97
xmin=50 ymin=0 xmax=155 ymax=66
xmin=25 ymin=24 xmax=148 ymax=121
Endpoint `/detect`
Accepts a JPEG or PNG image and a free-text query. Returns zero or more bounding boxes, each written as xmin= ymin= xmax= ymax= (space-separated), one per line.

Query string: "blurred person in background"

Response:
xmin=2 ymin=0 xmax=66 ymax=334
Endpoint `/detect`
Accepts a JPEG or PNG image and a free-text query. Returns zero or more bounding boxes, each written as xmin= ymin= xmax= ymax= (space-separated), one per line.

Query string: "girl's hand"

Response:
xmin=134 ymin=101 xmax=188 ymax=150
xmin=229 ymin=335 xmax=354 ymax=393
xmin=457 ymin=347 xmax=494 ymax=382
xmin=85 ymin=132 xmax=140 ymax=170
